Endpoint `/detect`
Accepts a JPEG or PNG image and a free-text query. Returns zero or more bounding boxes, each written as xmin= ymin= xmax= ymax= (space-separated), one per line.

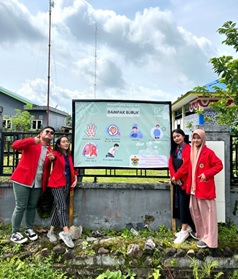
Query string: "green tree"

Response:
xmin=11 ymin=109 xmax=34 ymax=131
xmin=66 ymin=114 xmax=72 ymax=127
xmin=194 ymin=21 xmax=238 ymax=132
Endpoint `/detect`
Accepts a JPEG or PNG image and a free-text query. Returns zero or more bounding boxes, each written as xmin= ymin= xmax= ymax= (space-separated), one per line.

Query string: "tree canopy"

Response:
xmin=194 ymin=21 xmax=238 ymax=132
xmin=9 ymin=109 xmax=34 ymax=131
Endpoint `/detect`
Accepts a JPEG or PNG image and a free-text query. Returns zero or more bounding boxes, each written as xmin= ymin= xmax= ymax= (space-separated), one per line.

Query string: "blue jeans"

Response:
xmin=12 ymin=183 xmax=41 ymax=233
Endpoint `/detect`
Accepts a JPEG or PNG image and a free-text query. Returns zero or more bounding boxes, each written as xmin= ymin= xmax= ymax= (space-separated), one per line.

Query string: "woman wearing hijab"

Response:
xmin=169 ymin=129 xmax=195 ymax=244
xmin=188 ymin=129 xmax=223 ymax=248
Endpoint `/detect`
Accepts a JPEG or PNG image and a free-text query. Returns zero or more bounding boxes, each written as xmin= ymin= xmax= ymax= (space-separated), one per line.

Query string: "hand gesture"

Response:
xmin=34 ymin=134 xmax=41 ymax=144
xmin=198 ymin=173 xmax=207 ymax=181
xmin=47 ymin=151 xmax=55 ymax=161
xmin=84 ymin=124 xmax=97 ymax=137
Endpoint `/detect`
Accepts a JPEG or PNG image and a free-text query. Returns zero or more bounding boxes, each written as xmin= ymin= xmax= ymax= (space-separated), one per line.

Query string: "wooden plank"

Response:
xmin=170 ymin=182 xmax=176 ymax=232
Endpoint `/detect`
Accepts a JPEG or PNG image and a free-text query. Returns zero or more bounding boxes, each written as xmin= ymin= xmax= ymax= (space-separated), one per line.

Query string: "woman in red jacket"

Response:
xmin=47 ymin=135 xmax=78 ymax=248
xmin=188 ymin=129 xmax=223 ymax=248
xmin=169 ymin=129 xmax=194 ymax=244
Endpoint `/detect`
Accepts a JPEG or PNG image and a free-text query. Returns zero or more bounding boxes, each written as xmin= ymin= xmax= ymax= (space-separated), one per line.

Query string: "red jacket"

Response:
xmin=168 ymin=143 xmax=190 ymax=191
xmin=187 ymin=146 xmax=223 ymax=199
xmin=10 ymin=138 xmax=52 ymax=192
xmin=48 ymin=151 xmax=78 ymax=189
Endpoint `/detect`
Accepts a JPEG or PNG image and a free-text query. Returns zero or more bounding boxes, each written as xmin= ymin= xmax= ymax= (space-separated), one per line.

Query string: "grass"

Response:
xmin=1 ymin=168 xmax=170 ymax=184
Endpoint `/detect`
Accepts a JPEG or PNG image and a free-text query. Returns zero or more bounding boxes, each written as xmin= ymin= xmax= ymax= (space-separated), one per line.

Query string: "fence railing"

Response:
xmin=2 ymin=132 xmax=237 ymax=182
xmin=0 ymin=132 xmax=170 ymax=181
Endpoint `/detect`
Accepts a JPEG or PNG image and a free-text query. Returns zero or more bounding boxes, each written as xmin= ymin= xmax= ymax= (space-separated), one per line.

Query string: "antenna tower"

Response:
xmin=94 ymin=23 xmax=98 ymax=99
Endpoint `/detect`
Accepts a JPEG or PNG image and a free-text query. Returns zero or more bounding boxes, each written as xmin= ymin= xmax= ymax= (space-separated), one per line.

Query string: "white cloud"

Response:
xmin=0 ymin=0 xmax=236 ymax=114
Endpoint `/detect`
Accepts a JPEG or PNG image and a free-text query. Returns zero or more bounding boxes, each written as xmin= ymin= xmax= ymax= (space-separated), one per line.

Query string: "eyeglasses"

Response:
xmin=45 ymin=130 xmax=55 ymax=135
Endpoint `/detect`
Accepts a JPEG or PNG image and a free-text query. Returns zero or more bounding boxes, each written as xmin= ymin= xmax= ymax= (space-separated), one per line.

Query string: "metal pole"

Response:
xmin=46 ymin=0 xmax=52 ymax=125
xmin=94 ymin=23 xmax=98 ymax=99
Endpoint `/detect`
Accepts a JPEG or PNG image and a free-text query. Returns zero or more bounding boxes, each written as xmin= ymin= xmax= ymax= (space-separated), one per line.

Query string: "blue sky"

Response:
xmin=0 ymin=0 xmax=237 ymax=114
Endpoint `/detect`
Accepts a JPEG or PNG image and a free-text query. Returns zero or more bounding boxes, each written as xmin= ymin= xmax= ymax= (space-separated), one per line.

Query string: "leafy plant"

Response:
xmin=189 ymin=256 xmax=224 ymax=279
xmin=96 ymin=269 xmax=136 ymax=279
xmin=0 ymin=257 xmax=70 ymax=279
xmin=148 ymin=267 xmax=162 ymax=279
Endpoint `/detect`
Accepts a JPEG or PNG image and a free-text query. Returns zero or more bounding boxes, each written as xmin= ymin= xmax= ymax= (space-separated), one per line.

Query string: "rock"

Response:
xmin=86 ymin=237 xmax=98 ymax=243
xmin=98 ymin=247 xmax=109 ymax=254
xmin=211 ymin=248 xmax=222 ymax=257
xmin=70 ymin=225 xmax=83 ymax=240
xmin=144 ymin=238 xmax=156 ymax=254
xmin=165 ymin=248 xmax=176 ymax=257
xmin=196 ymin=249 xmax=205 ymax=260
xmin=130 ymin=228 xmax=139 ymax=236
xmin=63 ymin=249 xmax=74 ymax=260
xmin=92 ymin=230 xmax=104 ymax=237
xmin=99 ymin=238 xmax=115 ymax=245
xmin=176 ymin=249 xmax=186 ymax=258
xmin=40 ymin=248 xmax=50 ymax=258
xmin=127 ymin=244 xmax=142 ymax=258
xmin=53 ymin=244 xmax=66 ymax=254
xmin=223 ymin=247 xmax=233 ymax=257
xmin=187 ymin=249 xmax=195 ymax=257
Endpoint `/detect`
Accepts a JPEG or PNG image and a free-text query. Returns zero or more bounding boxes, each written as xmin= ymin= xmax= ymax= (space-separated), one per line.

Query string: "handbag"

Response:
xmin=37 ymin=187 xmax=54 ymax=219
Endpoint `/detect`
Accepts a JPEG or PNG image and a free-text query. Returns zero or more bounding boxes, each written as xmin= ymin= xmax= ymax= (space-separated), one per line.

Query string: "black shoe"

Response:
xmin=190 ymin=231 xmax=199 ymax=240
xmin=25 ymin=228 xmax=38 ymax=241
xmin=197 ymin=240 xmax=208 ymax=248
xmin=10 ymin=232 xmax=28 ymax=244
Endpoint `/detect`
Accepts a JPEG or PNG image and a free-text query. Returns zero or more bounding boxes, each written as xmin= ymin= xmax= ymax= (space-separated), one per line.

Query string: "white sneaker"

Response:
xmin=174 ymin=225 xmax=192 ymax=237
xmin=174 ymin=231 xmax=189 ymax=244
xmin=47 ymin=231 xmax=57 ymax=242
xmin=59 ymin=232 xmax=74 ymax=248
xmin=186 ymin=225 xmax=192 ymax=233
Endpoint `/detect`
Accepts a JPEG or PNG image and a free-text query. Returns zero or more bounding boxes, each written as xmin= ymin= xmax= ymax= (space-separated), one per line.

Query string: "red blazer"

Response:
xmin=168 ymin=143 xmax=191 ymax=191
xmin=187 ymin=146 xmax=223 ymax=199
xmin=48 ymin=151 xmax=78 ymax=189
xmin=10 ymin=138 xmax=52 ymax=192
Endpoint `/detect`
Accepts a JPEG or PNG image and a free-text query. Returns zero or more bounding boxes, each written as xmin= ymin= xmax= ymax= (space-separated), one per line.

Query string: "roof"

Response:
xmin=0 ymin=85 xmax=40 ymax=106
xmin=204 ymin=79 xmax=226 ymax=92
xmin=172 ymin=79 xmax=226 ymax=110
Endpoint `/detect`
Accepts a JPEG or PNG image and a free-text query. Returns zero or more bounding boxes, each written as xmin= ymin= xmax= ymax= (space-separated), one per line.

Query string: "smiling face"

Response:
xmin=40 ymin=128 xmax=55 ymax=142
xmin=192 ymin=133 xmax=202 ymax=148
xmin=58 ymin=136 xmax=70 ymax=152
xmin=172 ymin=132 xmax=185 ymax=147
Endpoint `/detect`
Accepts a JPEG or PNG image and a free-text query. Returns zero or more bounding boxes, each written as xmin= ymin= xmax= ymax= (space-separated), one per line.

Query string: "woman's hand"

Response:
xmin=47 ymin=152 xmax=55 ymax=161
xmin=198 ymin=173 xmax=207 ymax=181
xmin=71 ymin=176 xmax=78 ymax=188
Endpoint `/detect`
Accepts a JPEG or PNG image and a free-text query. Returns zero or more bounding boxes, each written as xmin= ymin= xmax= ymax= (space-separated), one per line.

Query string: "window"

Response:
xmin=31 ymin=120 xmax=43 ymax=130
xmin=3 ymin=119 xmax=12 ymax=129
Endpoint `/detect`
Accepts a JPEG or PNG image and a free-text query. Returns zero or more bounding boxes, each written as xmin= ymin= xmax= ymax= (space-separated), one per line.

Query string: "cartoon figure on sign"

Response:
xmin=84 ymin=124 xmax=97 ymax=137
xmin=129 ymin=124 xmax=143 ymax=139
xmin=82 ymin=142 xmax=98 ymax=157
xmin=150 ymin=124 xmax=163 ymax=139
xmin=106 ymin=143 xmax=119 ymax=158
xmin=131 ymin=156 xmax=139 ymax=166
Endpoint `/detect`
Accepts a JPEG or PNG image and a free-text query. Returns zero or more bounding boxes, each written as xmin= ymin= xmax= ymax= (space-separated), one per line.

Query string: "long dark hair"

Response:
xmin=170 ymin=128 xmax=189 ymax=157
xmin=54 ymin=135 xmax=71 ymax=155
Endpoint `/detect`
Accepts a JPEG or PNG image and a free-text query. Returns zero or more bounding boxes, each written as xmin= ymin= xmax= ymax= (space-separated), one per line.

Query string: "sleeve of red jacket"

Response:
xmin=74 ymin=168 xmax=78 ymax=176
xmin=173 ymin=144 xmax=191 ymax=180
xmin=168 ymin=155 xmax=176 ymax=178
xmin=203 ymin=150 xmax=223 ymax=179
xmin=12 ymin=138 xmax=36 ymax=150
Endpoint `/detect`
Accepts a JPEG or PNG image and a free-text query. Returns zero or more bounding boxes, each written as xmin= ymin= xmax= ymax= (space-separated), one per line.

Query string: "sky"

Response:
xmin=0 ymin=0 xmax=237 ymax=114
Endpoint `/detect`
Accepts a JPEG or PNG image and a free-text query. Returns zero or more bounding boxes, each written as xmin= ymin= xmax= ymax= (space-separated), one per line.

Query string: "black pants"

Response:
xmin=173 ymin=185 xmax=195 ymax=231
